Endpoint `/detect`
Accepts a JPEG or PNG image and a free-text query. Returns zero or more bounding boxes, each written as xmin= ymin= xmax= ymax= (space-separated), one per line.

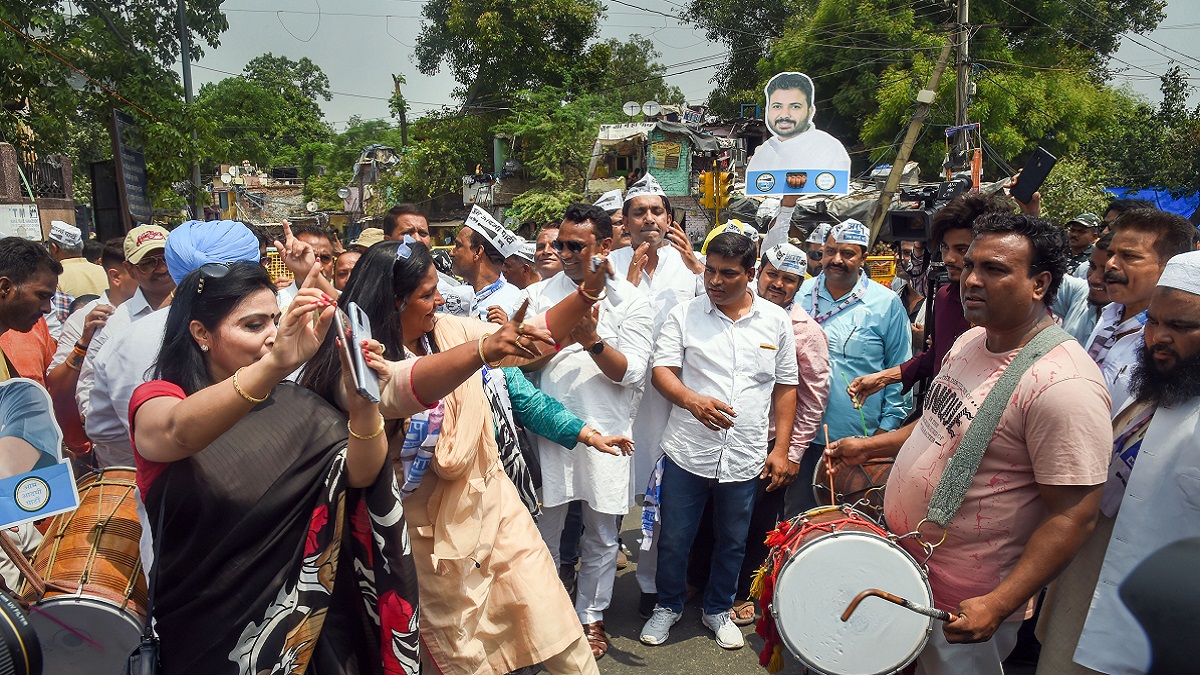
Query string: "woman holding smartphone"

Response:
xmin=130 ymin=262 xmax=546 ymax=674
xmin=302 ymin=239 xmax=615 ymax=674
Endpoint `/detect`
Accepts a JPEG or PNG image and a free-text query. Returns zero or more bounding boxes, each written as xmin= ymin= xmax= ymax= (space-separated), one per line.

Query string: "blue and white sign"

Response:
xmin=745 ymin=72 xmax=852 ymax=196
xmin=0 ymin=378 xmax=79 ymax=528
xmin=748 ymin=169 xmax=851 ymax=196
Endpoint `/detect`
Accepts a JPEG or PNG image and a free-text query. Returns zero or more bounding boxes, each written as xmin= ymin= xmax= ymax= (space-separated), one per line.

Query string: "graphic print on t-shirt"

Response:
xmin=919 ymin=376 xmax=976 ymax=446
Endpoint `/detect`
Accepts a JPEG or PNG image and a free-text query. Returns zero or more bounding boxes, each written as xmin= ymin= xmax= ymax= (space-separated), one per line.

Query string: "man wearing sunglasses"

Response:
xmin=802 ymin=223 xmax=830 ymax=277
xmin=290 ymin=223 xmax=337 ymax=282
xmin=525 ymin=203 xmax=655 ymax=661
xmin=75 ymin=224 xmax=173 ymax=460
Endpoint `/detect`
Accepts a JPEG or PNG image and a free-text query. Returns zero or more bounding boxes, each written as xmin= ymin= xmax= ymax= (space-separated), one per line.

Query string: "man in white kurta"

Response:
xmin=607 ymin=174 xmax=704 ymax=609
xmin=1038 ymin=251 xmax=1200 ymax=675
xmin=526 ymin=203 xmax=655 ymax=659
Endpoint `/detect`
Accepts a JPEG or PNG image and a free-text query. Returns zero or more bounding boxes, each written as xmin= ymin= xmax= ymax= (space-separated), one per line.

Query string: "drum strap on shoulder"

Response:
xmin=925 ymin=324 xmax=1072 ymax=528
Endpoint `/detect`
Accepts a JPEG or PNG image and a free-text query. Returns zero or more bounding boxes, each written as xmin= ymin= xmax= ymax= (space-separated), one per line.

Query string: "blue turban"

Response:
xmin=165 ymin=220 xmax=262 ymax=284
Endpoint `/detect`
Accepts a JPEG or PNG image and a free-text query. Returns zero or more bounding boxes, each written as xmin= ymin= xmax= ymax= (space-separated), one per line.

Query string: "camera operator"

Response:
xmin=830 ymin=192 xmax=1012 ymax=465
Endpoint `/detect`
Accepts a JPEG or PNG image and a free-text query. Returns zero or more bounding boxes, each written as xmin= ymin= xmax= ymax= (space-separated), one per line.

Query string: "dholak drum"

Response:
xmin=20 ymin=468 xmax=146 ymax=674
xmin=770 ymin=506 xmax=933 ymax=675
xmin=813 ymin=458 xmax=893 ymax=522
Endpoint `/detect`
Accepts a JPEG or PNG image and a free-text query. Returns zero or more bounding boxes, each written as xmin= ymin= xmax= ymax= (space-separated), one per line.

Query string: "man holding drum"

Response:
xmin=880 ymin=213 xmax=1111 ymax=674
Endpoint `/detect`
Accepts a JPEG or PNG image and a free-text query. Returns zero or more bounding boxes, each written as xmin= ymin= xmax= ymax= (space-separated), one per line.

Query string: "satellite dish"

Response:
xmin=623 ymin=101 xmax=641 ymax=117
xmin=220 ymin=172 xmax=231 ymax=185
xmin=228 ymin=165 xmax=240 ymax=177
xmin=642 ymin=100 xmax=661 ymax=116
xmin=337 ymin=187 xmax=351 ymax=200
xmin=306 ymin=201 xmax=318 ymax=213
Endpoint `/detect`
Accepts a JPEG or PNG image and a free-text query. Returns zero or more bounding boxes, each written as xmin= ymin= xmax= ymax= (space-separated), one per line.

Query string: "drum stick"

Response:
xmin=823 ymin=424 xmax=836 ymax=502
xmin=841 ymin=588 xmax=958 ymax=623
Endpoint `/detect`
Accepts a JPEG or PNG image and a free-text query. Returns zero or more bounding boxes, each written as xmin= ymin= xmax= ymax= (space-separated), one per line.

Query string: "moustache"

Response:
xmin=1150 ymin=343 xmax=1178 ymax=358
xmin=826 ymin=262 xmax=849 ymax=272
xmin=1104 ymin=271 xmax=1128 ymax=285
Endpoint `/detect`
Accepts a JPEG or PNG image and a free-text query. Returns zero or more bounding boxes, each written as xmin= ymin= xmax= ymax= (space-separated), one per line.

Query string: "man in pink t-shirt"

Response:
xmin=882 ymin=212 xmax=1111 ymax=675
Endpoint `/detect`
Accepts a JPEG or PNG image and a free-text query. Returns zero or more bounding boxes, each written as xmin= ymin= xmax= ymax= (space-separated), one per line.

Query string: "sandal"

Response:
xmin=582 ymin=621 xmax=609 ymax=660
xmin=731 ymin=600 xmax=759 ymax=626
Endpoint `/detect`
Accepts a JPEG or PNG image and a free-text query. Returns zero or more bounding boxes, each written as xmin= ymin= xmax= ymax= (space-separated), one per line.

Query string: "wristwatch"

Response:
xmin=588 ymin=339 xmax=606 ymax=355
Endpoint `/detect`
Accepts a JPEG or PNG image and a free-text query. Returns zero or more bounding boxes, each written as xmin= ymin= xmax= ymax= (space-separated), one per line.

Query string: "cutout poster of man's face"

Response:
xmin=746 ymin=72 xmax=852 ymax=196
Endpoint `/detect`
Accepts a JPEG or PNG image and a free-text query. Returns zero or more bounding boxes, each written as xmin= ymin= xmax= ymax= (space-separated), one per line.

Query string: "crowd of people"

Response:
xmin=0 ymin=170 xmax=1196 ymax=675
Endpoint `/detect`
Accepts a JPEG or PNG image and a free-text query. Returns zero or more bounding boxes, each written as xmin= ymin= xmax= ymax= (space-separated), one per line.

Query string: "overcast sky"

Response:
xmin=190 ymin=0 xmax=1199 ymax=131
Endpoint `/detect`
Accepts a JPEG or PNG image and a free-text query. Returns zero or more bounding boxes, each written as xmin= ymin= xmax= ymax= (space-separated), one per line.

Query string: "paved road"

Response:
xmin=591 ymin=507 xmax=1036 ymax=674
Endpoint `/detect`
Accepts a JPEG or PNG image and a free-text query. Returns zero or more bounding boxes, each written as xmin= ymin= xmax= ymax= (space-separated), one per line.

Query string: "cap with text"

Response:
xmin=623 ymin=172 xmax=666 ymax=202
xmin=463 ymin=205 xmax=518 ymax=255
xmin=831 ymin=218 xmax=870 ymax=248
xmin=48 ymin=221 xmax=82 ymax=249
xmin=593 ymin=189 xmax=624 ymax=213
xmin=763 ymin=243 xmax=807 ymax=278
xmin=123 ymin=224 xmax=169 ymax=264
xmin=805 ymin=223 xmax=832 ymax=245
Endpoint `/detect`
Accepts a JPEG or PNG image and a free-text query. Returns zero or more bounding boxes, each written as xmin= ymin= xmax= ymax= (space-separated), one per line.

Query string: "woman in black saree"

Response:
xmin=129 ymin=262 xmax=552 ymax=674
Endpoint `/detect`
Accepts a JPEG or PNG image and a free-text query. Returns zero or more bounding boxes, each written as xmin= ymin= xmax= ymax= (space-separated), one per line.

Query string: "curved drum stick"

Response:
xmin=841 ymin=589 xmax=958 ymax=623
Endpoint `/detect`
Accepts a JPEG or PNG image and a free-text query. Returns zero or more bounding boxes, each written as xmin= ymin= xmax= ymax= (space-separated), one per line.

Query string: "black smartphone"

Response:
xmin=334 ymin=303 xmax=380 ymax=403
xmin=1009 ymin=147 xmax=1057 ymax=204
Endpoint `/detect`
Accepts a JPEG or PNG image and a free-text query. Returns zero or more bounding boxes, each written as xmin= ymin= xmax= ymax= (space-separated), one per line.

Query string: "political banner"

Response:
xmin=0 ymin=378 xmax=79 ymax=529
xmin=746 ymin=72 xmax=852 ymax=196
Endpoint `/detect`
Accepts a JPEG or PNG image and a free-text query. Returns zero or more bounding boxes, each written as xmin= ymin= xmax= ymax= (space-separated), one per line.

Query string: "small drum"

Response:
xmin=770 ymin=506 xmax=933 ymax=675
xmin=21 ymin=468 xmax=147 ymax=674
xmin=813 ymin=458 xmax=893 ymax=522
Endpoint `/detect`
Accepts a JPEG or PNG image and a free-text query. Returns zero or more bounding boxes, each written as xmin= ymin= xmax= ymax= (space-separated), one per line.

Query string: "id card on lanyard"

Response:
xmin=809 ymin=273 xmax=868 ymax=325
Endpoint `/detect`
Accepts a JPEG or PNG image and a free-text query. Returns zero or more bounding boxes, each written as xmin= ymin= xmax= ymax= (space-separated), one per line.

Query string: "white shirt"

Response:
xmin=1074 ymin=397 xmax=1200 ymax=674
xmin=77 ymin=288 xmax=156 ymax=420
xmin=49 ymin=292 xmax=109 ymax=370
xmin=525 ymin=272 xmax=655 ymax=514
xmin=655 ymin=293 xmax=799 ymax=482
xmin=609 ymin=245 xmax=704 ymax=495
xmin=440 ymin=276 xmax=527 ymax=322
xmin=1084 ymin=302 xmax=1146 ymax=417
xmin=746 ymin=128 xmax=852 ymax=173
xmin=85 ymin=307 xmax=167 ymax=467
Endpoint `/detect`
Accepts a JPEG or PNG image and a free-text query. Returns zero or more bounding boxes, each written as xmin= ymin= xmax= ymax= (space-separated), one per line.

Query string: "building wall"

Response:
xmin=647 ymin=129 xmax=692 ymax=197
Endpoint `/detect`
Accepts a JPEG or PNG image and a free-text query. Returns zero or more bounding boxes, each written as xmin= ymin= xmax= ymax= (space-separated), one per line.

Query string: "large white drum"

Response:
xmin=772 ymin=525 xmax=934 ymax=675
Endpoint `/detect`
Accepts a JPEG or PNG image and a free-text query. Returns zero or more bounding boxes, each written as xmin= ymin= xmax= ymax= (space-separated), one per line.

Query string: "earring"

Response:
xmin=201 ymin=344 xmax=209 ymax=352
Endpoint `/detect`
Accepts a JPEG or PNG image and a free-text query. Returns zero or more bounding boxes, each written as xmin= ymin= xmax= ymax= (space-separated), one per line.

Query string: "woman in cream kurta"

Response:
xmin=306 ymin=239 xmax=610 ymax=675
xmin=383 ymin=315 xmax=595 ymax=674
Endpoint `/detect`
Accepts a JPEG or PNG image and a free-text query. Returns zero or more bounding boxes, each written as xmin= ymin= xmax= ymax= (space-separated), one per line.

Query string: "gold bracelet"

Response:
xmin=477 ymin=333 xmax=503 ymax=368
xmin=578 ymin=285 xmax=605 ymax=302
xmin=64 ymin=358 xmax=81 ymax=371
xmin=232 ymin=366 xmax=270 ymax=404
xmin=583 ymin=428 xmax=598 ymax=446
xmin=348 ymin=414 xmax=386 ymax=440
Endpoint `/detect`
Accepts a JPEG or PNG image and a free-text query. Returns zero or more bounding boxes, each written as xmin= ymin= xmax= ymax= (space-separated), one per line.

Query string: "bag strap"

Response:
xmin=142 ymin=473 xmax=169 ymax=638
xmin=925 ymin=324 xmax=1072 ymax=527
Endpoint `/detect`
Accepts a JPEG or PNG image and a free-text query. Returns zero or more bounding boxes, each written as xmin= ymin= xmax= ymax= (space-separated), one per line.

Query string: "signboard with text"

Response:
xmin=110 ymin=109 xmax=152 ymax=229
xmin=0 ymin=204 xmax=42 ymax=241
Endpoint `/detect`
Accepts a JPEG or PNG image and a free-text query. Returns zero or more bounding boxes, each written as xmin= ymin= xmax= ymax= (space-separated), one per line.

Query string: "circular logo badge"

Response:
xmin=15 ymin=477 xmax=50 ymax=512
xmin=815 ymin=172 xmax=837 ymax=191
xmin=754 ymin=173 xmax=776 ymax=192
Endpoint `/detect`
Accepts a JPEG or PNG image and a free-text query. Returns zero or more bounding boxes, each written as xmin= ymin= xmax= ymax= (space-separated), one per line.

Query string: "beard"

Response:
xmin=1130 ymin=343 xmax=1200 ymax=409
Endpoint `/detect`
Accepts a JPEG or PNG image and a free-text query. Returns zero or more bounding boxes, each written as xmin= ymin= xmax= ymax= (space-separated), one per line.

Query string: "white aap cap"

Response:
xmin=830 ymin=218 xmax=870 ymax=247
xmin=763 ymin=243 xmax=807 ymax=277
xmin=805 ymin=223 xmax=832 ymax=245
xmin=593 ymin=189 xmax=624 ymax=213
xmin=48 ymin=221 xmax=83 ymax=248
xmin=463 ymin=205 xmax=519 ymax=256
xmin=623 ymin=172 xmax=666 ymax=202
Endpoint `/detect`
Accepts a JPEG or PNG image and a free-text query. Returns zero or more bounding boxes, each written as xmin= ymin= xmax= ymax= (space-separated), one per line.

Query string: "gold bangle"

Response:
xmin=348 ymin=414 xmax=386 ymax=440
xmin=477 ymin=333 xmax=503 ymax=368
xmin=64 ymin=358 xmax=81 ymax=371
xmin=584 ymin=428 xmax=598 ymax=446
xmin=579 ymin=285 xmax=605 ymax=302
xmin=232 ymin=366 xmax=270 ymax=404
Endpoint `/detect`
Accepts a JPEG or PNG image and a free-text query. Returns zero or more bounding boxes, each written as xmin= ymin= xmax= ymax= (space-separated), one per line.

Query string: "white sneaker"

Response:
xmin=702 ymin=610 xmax=745 ymax=649
xmin=639 ymin=606 xmax=682 ymax=645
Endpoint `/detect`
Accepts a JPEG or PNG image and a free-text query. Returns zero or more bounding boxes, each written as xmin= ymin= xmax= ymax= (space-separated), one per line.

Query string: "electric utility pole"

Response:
xmin=178 ymin=0 xmax=201 ymax=218
xmin=954 ymin=0 xmax=971 ymax=159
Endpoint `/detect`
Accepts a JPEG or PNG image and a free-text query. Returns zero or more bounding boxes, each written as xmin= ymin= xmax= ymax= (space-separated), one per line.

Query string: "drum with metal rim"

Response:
xmin=813 ymin=457 xmax=893 ymax=522
xmin=21 ymin=467 xmax=146 ymax=674
xmin=770 ymin=506 xmax=933 ymax=675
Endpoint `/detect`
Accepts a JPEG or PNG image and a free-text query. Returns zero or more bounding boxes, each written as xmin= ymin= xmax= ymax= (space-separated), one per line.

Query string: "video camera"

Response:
xmin=884 ymin=175 xmax=973 ymax=243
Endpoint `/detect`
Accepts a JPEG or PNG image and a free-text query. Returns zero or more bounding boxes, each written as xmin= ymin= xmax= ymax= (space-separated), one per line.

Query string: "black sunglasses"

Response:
xmin=195 ymin=262 xmax=232 ymax=295
xmin=551 ymin=240 xmax=586 ymax=254
xmin=806 ymin=250 xmax=824 ymax=261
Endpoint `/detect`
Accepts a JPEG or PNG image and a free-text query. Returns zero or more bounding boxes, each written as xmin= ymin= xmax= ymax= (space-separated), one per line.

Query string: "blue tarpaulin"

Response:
xmin=1106 ymin=187 xmax=1200 ymax=222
